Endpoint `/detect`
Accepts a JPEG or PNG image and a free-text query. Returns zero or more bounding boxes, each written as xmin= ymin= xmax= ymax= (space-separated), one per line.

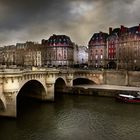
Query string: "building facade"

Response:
xmin=0 ymin=24 xmax=140 ymax=71
xmin=106 ymin=28 xmax=120 ymax=69
xmin=23 ymin=42 xmax=43 ymax=67
xmin=2 ymin=45 xmax=16 ymax=66
xmin=107 ymin=24 xmax=140 ymax=70
xmin=117 ymin=25 xmax=140 ymax=70
xmin=73 ymin=44 xmax=88 ymax=66
xmin=88 ymin=24 xmax=140 ymax=70
xmin=0 ymin=42 xmax=46 ymax=68
xmin=88 ymin=32 xmax=108 ymax=68
xmin=42 ymin=34 xmax=74 ymax=67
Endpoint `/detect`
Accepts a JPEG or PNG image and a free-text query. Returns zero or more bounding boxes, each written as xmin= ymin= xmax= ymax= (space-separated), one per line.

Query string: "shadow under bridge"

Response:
xmin=17 ymin=80 xmax=47 ymax=101
xmin=54 ymin=78 xmax=66 ymax=94
xmin=73 ymin=78 xmax=95 ymax=86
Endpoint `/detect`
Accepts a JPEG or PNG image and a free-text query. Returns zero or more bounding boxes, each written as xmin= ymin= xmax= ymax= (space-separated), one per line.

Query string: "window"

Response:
xmin=95 ymin=55 xmax=98 ymax=59
xmin=101 ymin=54 xmax=103 ymax=59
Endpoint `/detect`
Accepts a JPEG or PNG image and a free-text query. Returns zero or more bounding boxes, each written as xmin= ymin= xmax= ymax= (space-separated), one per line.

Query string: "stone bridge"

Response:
xmin=0 ymin=68 xmax=140 ymax=117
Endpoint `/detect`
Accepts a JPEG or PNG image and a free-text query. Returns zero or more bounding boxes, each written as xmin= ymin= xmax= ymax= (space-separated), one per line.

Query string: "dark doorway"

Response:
xmin=108 ymin=61 xmax=117 ymax=69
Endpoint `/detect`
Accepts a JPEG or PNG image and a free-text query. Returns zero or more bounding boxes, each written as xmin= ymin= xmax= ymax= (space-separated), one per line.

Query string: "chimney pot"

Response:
xmin=109 ymin=27 xmax=113 ymax=34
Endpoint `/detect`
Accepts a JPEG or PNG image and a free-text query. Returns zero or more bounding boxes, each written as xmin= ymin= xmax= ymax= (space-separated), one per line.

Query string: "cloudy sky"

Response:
xmin=0 ymin=0 xmax=140 ymax=46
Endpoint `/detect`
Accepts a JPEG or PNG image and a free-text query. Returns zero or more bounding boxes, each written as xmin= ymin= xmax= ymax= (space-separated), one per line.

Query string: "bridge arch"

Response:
xmin=54 ymin=78 xmax=66 ymax=93
xmin=17 ymin=80 xmax=47 ymax=100
xmin=73 ymin=78 xmax=96 ymax=85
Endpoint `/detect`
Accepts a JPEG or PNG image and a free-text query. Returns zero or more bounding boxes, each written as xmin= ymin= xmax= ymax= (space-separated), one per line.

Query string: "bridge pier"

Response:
xmin=0 ymin=76 xmax=19 ymax=117
xmin=0 ymin=92 xmax=17 ymax=117
xmin=45 ymin=72 xmax=57 ymax=101
xmin=66 ymin=73 xmax=73 ymax=87
xmin=45 ymin=83 xmax=55 ymax=101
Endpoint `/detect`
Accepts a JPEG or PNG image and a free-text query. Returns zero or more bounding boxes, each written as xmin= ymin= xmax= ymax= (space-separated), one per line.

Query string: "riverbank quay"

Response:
xmin=65 ymin=85 xmax=140 ymax=97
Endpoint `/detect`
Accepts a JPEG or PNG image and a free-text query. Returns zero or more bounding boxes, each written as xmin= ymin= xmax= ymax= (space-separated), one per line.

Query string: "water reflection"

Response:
xmin=0 ymin=94 xmax=140 ymax=140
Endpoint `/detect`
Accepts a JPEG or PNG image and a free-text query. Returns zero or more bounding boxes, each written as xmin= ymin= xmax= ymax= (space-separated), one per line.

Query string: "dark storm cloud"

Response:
xmin=0 ymin=0 xmax=70 ymax=30
xmin=0 ymin=0 xmax=139 ymax=46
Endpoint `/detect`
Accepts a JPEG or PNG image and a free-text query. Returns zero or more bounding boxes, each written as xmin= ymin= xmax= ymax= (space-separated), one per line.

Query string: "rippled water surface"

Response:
xmin=0 ymin=94 xmax=140 ymax=140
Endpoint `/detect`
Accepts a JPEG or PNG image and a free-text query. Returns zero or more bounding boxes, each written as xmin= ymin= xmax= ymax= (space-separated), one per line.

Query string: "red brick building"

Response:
xmin=107 ymin=24 xmax=140 ymax=70
xmin=107 ymin=27 xmax=120 ymax=69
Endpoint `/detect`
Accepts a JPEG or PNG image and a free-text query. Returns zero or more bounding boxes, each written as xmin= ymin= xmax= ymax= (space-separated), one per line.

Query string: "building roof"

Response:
xmin=110 ymin=25 xmax=140 ymax=36
xmin=88 ymin=32 xmax=108 ymax=46
xmin=128 ymin=26 xmax=139 ymax=34
xmin=44 ymin=34 xmax=73 ymax=47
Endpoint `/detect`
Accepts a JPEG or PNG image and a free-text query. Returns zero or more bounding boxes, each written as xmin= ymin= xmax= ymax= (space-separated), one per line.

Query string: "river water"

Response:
xmin=0 ymin=94 xmax=140 ymax=140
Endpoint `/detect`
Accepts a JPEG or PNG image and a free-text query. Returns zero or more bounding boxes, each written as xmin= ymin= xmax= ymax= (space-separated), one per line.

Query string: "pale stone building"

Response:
xmin=2 ymin=45 xmax=16 ymax=66
xmin=0 ymin=41 xmax=46 ymax=68
xmin=73 ymin=44 xmax=88 ymax=66
xmin=15 ymin=43 xmax=26 ymax=66
xmin=23 ymin=42 xmax=43 ymax=67
xmin=0 ymin=47 xmax=4 ymax=65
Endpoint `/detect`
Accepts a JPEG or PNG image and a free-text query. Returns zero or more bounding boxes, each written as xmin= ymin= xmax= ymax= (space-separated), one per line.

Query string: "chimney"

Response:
xmin=121 ymin=25 xmax=125 ymax=33
xmin=109 ymin=27 xmax=113 ymax=34
xmin=41 ymin=39 xmax=46 ymax=44
xmin=99 ymin=31 xmax=102 ymax=36
xmin=139 ymin=24 xmax=140 ymax=32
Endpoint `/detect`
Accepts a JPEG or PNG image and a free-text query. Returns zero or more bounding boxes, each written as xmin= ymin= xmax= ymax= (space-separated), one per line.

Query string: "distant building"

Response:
xmin=15 ymin=43 xmax=26 ymax=66
xmin=0 ymin=41 xmax=45 ymax=67
xmin=107 ymin=24 xmax=140 ymax=70
xmin=23 ymin=42 xmax=43 ymax=67
xmin=88 ymin=24 xmax=140 ymax=70
xmin=106 ymin=27 xmax=120 ymax=69
xmin=2 ymin=45 xmax=16 ymax=66
xmin=88 ymin=32 xmax=108 ymax=68
xmin=73 ymin=44 xmax=88 ymax=65
xmin=0 ymin=24 xmax=140 ymax=71
xmin=42 ymin=34 xmax=74 ymax=67
xmin=0 ymin=47 xmax=4 ymax=65
xmin=118 ymin=25 xmax=140 ymax=70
